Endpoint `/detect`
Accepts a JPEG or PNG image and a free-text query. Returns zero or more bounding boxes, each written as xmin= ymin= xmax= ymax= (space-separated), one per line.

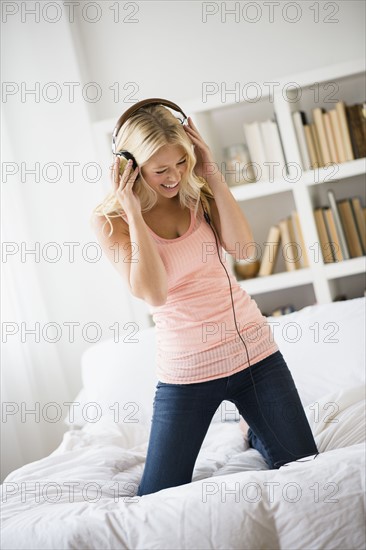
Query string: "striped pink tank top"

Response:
xmin=121 ymin=201 xmax=279 ymax=384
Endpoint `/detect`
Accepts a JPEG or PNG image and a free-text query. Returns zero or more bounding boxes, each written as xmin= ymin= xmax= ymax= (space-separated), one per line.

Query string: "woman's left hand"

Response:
xmin=183 ymin=117 xmax=216 ymax=180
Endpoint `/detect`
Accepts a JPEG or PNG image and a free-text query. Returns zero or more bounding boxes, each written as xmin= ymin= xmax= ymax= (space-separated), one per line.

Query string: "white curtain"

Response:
xmin=1 ymin=112 xmax=70 ymax=482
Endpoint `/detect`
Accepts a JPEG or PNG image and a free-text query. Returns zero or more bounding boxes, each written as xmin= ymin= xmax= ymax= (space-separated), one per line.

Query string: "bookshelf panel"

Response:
xmin=235 ymin=191 xmax=304 ymax=276
xmin=283 ymin=69 xmax=365 ymax=179
xmin=197 ymin=97 xmax=278 ymax=185
xmin=324 ymin=256 xmax=366 ymax=280
xmin=249 ymin=284 xmax=316 ymax=317
xmin=306 ymin=174 xmax=365 ymax=267
xmin=209 ymin=100 xmax=275 ymax=151
xmin=238 ymin=269 xmax=313 ymax=295
xmin=230 ymin=178 xmax=293 ymax=201
xmin=303 ymin=158 xmax=366 ymax=185
xmin=285 ymin=71 xmax=366 ymax=119
xmin=327 ymin=272 xmax=366 ymax=302
xmin=308 ymin=173 xmax=366 ymax=207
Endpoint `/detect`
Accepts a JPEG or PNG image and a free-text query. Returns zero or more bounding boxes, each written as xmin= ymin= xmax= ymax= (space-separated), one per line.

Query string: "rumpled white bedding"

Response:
xmin=1 ymin=384 xmax=365 ymax=550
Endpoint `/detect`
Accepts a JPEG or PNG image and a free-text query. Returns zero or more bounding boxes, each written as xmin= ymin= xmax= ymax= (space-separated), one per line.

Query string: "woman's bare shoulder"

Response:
xmin=90 ymin=212 xmax=129 ymax=237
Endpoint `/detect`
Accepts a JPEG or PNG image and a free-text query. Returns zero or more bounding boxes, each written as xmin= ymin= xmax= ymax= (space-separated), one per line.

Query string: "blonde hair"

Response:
xmin=92 ymin=104 xmax=214 ymax=237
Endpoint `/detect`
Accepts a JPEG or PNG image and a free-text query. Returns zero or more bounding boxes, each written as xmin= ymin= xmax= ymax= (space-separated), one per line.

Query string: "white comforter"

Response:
xmin=1 ymin=385 xmax=365 ymax=550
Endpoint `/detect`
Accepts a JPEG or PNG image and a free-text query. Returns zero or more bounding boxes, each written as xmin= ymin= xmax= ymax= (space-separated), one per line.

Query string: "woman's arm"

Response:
xmin=183 ymin=117 xmax=254 ymax=261
xmin=128 ymin=210 xmax=168 ymax=305
xmin=92 ymin=212 xmax=168 ymax=306
xmin=207 ymin=183 xmax=254 ymax=261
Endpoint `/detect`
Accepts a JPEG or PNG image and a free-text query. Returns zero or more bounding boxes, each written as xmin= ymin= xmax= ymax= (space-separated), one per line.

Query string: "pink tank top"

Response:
xmin=121 ymin=201 xmax=279 ymax=384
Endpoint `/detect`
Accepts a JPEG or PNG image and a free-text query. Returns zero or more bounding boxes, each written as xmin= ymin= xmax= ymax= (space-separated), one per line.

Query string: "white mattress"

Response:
xmin=1 ymin=384 xmax=365 ymax=550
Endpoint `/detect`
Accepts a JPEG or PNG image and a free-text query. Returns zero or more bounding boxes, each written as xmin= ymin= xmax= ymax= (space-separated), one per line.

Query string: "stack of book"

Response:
xmin=262 ymin=304 xmax=297 ymax=317
xmin=314 ymin=190 xmax=365 ymax=262
xmin=292 ymin=100 xmax=366 ymax=171
xmin=242 ymin=114 xmax=287 ymax=182
xmin=258 ymin=190 xmax=365 ymax=275
xmin=258 ymin=211 xmax=309 ymax=276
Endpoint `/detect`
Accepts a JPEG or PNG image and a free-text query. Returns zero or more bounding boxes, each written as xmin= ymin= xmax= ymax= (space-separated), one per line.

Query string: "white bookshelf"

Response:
xmin=183 ymin=59 xmax=366 ymax=312
xmin=92 ymin=58 xmax=366 ymax=320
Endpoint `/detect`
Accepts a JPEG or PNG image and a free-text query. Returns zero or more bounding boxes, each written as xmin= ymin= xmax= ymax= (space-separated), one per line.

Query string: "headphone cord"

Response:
xmin=200 ymin=198 xmax=319 ymax=467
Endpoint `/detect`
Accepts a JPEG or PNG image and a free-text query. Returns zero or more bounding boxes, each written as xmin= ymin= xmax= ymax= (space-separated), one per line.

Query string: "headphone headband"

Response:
xmin=111 ymin=97 xmax=188 ymax=154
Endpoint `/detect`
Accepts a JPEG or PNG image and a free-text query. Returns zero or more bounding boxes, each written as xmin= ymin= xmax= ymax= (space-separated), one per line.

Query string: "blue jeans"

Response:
xmin=136 ymin=349 xmax=319 ymax=496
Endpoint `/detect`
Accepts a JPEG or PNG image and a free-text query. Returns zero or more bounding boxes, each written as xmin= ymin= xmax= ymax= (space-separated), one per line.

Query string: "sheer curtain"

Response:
xmin=1 ymin=113 xmax=70 ymax=482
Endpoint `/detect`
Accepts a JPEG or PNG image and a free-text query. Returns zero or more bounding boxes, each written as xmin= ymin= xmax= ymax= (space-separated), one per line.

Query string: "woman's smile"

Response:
xmin=161 ymin=182 xmax=180 ymax=190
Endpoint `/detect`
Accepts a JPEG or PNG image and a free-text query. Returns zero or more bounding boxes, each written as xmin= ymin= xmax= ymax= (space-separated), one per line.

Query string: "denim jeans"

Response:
xmin=136 ymin=349 xmax=319 ymax=497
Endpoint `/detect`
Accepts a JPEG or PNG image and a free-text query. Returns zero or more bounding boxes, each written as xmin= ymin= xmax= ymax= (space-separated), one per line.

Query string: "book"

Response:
xmin=351 ymin=197 xmax=366 ymax=253
xmin=279 ymin=218 xmax=298 ymax=271
xmin=291 ymin=210 xmax=309 ymax=267
xmin=346 ymin=103 xmax=366 ymax=159
xmin=270 ymin=304 xmax=296 ymax=317
xmin=313 ymin=108 xmax=332 ymax=166
xmin=337 ymin=199 xmax=364 ymax=257
xmin=310 ymin=123 xmax=323 ymax=166
xmin=292 ymin=111 xmax=312 ymax=171
xmin=314 ymin=207 xmax=335 ymax=263
xmin=323 ymin=207 xmax=344 ymax=261
xmin=335 ymin=101 xmax=354 ymax=161
xmin=259 ymin=119 xmax=285 ymax=181
xmin=327 ymin=189 xmax=350 ymax=260
xmin=242 ymin=121 xmax=268 ymax=182
xmin=329 ymin=108 xmax=347 ymax=163
xmin=258 ymin=225 xmax=281 ymax=276
xmin=273 ymin=111 xmax=289 ymax=176
xmin=304 ymin=124 xmax=319 ymax=169
xmin=361 ymin=103 xmax=366 ymax=147
xmin=287 ymin=215 xmax=302 ymax=269
xmin=323 ymin=111 xmax=339 ymax=164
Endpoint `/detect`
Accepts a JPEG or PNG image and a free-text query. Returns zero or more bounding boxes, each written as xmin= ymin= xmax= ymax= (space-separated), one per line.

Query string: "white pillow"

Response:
xmin=63 ymin=388 xmax=93 ymax=428
xmin=213 ymin=298 xmax=365 ymax=418
xmin=266 ymin=296 xmax=365 ymax=406
xmin=77 ymin=327 xmax=158 ymax=428
xmin=304 ymin=384 xmax=366 ymax=452
xmin=65 ymin=297 xmax=365 ymax=428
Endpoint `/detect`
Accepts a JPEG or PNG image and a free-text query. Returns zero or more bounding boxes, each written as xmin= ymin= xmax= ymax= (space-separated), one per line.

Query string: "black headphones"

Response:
xmin=111 ymin=98 xmax=188 ymax=171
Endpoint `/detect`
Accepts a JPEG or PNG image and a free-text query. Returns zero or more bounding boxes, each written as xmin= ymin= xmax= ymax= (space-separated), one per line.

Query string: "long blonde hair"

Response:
xmin=92 ymin=104 xmax=214 ymax=237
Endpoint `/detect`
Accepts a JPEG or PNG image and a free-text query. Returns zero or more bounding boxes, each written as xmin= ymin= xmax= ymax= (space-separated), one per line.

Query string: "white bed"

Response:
xmin=1 ymin=297 xmax=365 ymax=550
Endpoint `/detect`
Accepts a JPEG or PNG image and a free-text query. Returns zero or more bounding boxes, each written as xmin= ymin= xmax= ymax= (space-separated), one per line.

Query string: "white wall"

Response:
xmin=70 ymin=0 xmax=365 ymax=121
xmin=2 ymin=0 xmax=365 ymax=470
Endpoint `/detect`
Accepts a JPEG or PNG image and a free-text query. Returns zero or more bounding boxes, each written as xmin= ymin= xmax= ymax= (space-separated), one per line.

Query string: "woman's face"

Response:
xmin=141 ymin=144 xmax=188 ymax=201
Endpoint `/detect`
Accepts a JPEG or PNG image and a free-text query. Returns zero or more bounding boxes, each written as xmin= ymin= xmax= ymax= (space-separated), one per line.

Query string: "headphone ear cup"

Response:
xmin=116 ymin=150 xmax=138 ymax=171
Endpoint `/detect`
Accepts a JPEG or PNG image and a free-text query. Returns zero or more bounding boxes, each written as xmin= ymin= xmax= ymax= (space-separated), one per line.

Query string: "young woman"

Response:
xmin=91 ymin=103 xmax=319 ymax=497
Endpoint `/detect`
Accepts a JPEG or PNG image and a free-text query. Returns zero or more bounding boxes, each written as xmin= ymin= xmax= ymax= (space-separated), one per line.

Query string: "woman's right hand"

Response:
xmin=111 ymin=156 xmax=142 ymax=217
